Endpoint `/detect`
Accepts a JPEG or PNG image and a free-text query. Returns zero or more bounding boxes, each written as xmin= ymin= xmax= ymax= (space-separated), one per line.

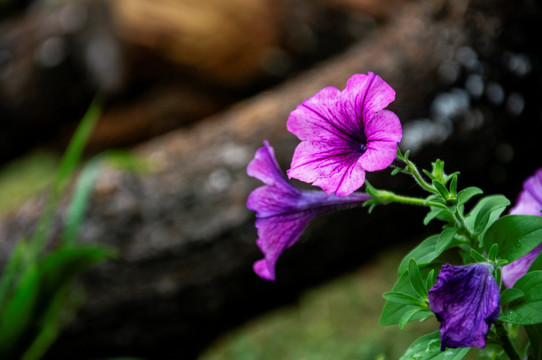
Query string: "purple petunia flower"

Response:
xmin=428 ymin=263 xmax=500 ymax=350
xmin=247 ymin=141 xmax=370 ymax=280
xmin=502 ymin=168 xmax=542 ymax=288
xmin=286 ymin=72 xmax=402 ymax=197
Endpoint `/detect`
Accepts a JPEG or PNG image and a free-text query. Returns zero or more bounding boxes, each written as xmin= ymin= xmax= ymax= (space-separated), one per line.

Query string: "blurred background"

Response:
xmin=0 ymin=0 xmax=541 ymax=359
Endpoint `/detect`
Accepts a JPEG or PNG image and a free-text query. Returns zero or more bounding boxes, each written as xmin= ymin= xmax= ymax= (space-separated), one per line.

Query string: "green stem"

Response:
xmin=389 ymin=194 xmax=447 ymax=209
xmin=405 ymin=159 xmax=436 ymax=194
xmin=495 ymin=322 xmax=521 ymax=360
xmin=452 ymin=211 xmax=475 ymax=242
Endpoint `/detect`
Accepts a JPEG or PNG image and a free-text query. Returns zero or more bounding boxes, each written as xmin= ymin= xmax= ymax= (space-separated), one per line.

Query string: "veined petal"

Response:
xmin=428 ymin=263 xmax=500 ymax=350
xmin=359 ymin=140 xmax=398 ymax=172
xmin=247 ymin=140 xmax=290 ymax=189
xmin=247 ymin=141 xmax=370 ymax=280
xmin=342 ymin=72 xmax=397 ymax=124
xmin=287 ymin=72 xmax=402 ymax=194
xmin=288 ymin=140 xmax=365 ymax=196
xmin=287 ymin=86 xmax=352 ymax=143
xmin=364 ymin=110 xmax=402 ymax=143
xmin=253 ymin=212 xmax=315 ymax=280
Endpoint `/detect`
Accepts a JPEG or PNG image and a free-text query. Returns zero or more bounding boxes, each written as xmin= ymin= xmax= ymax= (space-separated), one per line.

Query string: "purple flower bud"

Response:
xmin=428 ymin=263 xmax=500 ymax=350
xmin=286 ymin=72 xmax=402 ymax=197
xmin=247 ymin=141 xmax=370 ymax=280
xmin=502 ymin=168 xmax=542 ymax=288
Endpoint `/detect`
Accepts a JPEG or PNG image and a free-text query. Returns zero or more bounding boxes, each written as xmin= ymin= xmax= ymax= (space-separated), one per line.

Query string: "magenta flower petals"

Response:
xmin=502 ymin=168 xmax=542 ymax=287
xmin=288 ymin=141 xmax=366 ymax=197
xmin=342 ymin=74 xmax=396 ymax=123
xmin=247 ymin=141 xmax=370 ymax=280
xmin=287 ymin=72 xmax=402 ymax=196
xmin=509 ymin=168 xmax=542 ymax=217
xmin=428 ymin=264 xmax=500 ymax=350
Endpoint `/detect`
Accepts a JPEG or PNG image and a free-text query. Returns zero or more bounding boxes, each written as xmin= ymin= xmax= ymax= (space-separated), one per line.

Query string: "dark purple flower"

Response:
xmin=247 ymin=141 xmax=370 ymax=280
xmin=502 ymin=168 xmax=542 ymax=288
xmin=428 ymin=263 xmax=500 ymax=350
xmin=286 ymin=72 xmax=402 ymax=197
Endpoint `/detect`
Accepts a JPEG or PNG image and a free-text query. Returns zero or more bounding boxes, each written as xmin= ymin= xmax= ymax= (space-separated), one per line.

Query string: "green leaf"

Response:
xmin=449 ymin=175 xmax=458 ymax=197
xmin=529 ymin=248 xmax=542 ymax=272
xmin=470 ymin=249 xmax=487 ymax=263
xmin=487 ymin=243 xmax=498 ymax=262
xmin=0 ymin=245 xmax=113 ymax=358
xmin=433 ymin=180 xmax=450 ymax=199
xmin=399 ymin=332 xmax=470 ymax=360
xmin=409 ymin=259 xmax=428 ymax=299
xmin=472 ymin=195 xmax=510 ymax=237
xmin=62 ymin=158 xmax=102 ymax=247
xmin=436 ymin=227 xmax=458 ymax=255
xmin=398 ymin=235 xmax=459 ymax=275
xmin=456 ymin=187 xmax=483 ymax=207
xmin=381 ymin=264 xmax=440 ymax=326
xmin=499 ymin=270 xmax=542 ymax=324
xmin=29 ymin=99 xmax=102 ymax=260
xmin=500 ymin=288 xmax=525 ymax=305
xmin=382 ymin=291 xmax=426 ymax=307
xmin=399 ymin=308 xmax=432 ymax=330
xmin=484 ymin=215 xmax=542 ymax=262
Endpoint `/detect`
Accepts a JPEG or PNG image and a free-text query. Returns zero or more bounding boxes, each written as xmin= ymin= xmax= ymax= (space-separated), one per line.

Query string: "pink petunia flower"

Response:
xmin=287 ymin=72 xmax=402 ymax=197
xmin=247 ymin=141 xmax=370 ymax=280
xmin=502 ymin=168 xmax=542 ymax=288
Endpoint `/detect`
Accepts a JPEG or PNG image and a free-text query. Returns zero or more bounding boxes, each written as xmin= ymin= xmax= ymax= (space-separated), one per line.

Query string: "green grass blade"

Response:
xmin=62 ymin=157 xmax=102 ymax=247
xmin=29 ymin=98 xmax=102 ymax=259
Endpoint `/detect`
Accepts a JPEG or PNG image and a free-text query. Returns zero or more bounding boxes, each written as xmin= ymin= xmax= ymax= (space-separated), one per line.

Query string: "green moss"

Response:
xmin=199 ymin=250 xmax=438 ymax=360
xmin=0 ymin=150 xmax=60 ymax=216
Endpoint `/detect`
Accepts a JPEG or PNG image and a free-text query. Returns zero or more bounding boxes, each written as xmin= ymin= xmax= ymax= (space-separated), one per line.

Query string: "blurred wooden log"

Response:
xmin=2 ymin=0 xmax=541 ymax=358
xmin=0 ymin=0 xmax=376 ymax=162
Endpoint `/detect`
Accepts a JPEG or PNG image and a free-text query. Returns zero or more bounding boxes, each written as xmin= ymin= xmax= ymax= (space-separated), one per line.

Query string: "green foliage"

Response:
xmin=380 ymin=263 xmax=437 ymax=327
xmin=484 ymin=215 xmax=542 ymax=262
xmin=499 ymin=271 xmax=542 ymax=325
xmin=0 ymin=99 xmax=116 ymax=360
xmin=399 ymin=332 xmax=470 ymax=360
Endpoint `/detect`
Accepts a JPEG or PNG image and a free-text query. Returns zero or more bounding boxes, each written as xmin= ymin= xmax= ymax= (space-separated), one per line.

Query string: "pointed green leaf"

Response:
xmin=499 ymin=270 xmax=542 ymax=324
xmin=382 ymin=291 xmax=426 ymax=307
xmin=472 ymin=195 xmax=510 ymax=237
xmin=398 ymin=235 xmax=460 ymax=275
xmin=399 ymin=332 xmax=470 ymax=360
xmin=500 ymin=288 xmax=525 ymax=305
xmin=470 ymin=249 xmax=487 ymax=263
xmin=436 ymin=227 xmax=458 ymax=254
xmin=484 ymin=215 xmax=542 ymax=262
xmin=449 ymin=175 xmax=458 ymax=197
xmin=399 ymin=308 xmax=426 ymax=329
xmin=433 ymin=180 xmax=450 ymax=199
xmin=409 ymin=259 xmax=428 ymax=299
xmin=381 ymin=264 xmax=440 ymax=326
xmin=456 ymin=187 xmax=483 ymax=207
